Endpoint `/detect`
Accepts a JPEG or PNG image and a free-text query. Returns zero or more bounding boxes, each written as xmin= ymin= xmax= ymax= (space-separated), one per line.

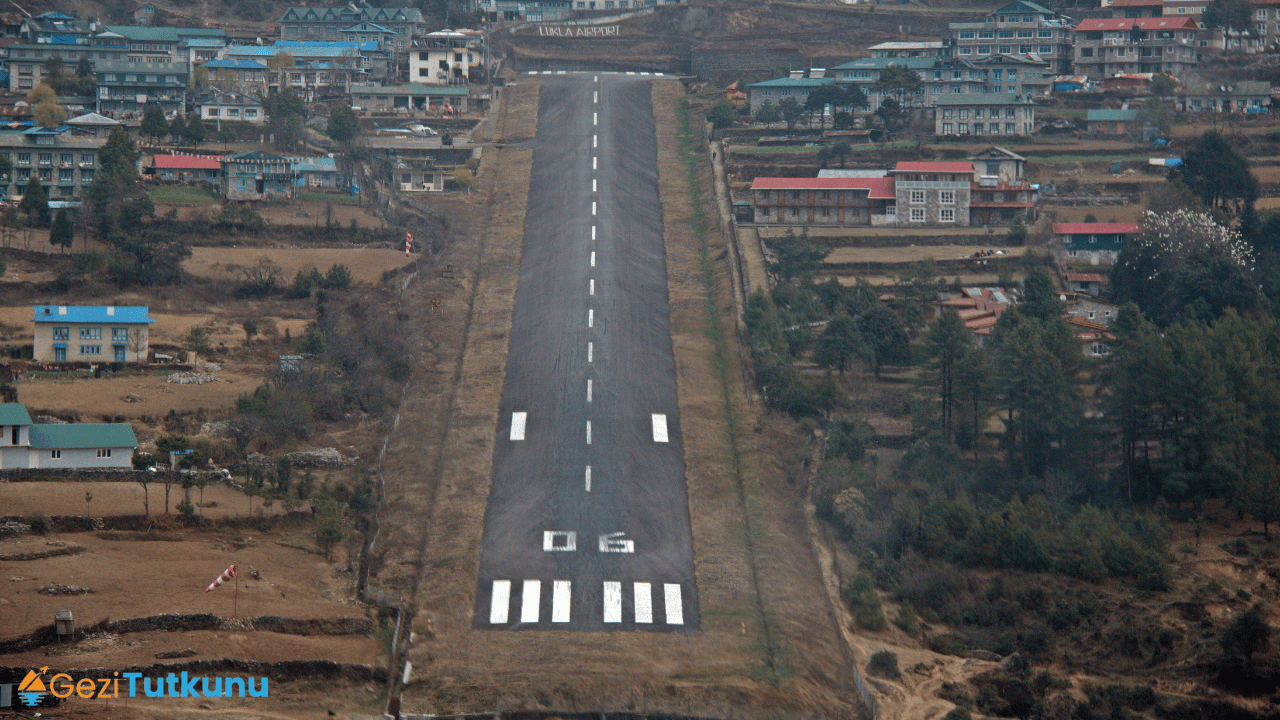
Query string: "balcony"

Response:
xmin=79 ymin=161 xmax=93 ymax=168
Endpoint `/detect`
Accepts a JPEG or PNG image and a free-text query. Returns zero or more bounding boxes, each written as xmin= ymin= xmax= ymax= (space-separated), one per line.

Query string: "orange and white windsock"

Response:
xmin=205 ymin=564 xmax=237 ymax=593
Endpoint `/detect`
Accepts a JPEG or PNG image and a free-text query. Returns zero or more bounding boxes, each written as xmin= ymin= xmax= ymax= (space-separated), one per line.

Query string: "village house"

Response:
xmin=202 ymin=59 xmax=268 ymax=96
xmin=934 ymin=93 xmax=1037 ymax=137
xmin=1180 ymin=81 xmax=1273 ymax=113
xmin=292 ymin=155 xmax=339 ymax=188
xmin=65 ymin=112 xmax=121 ymax=138
xmin=1064 ymin=293 xmax=1120 ymax=326
xmin=148 ymin=154 xmax=222 ymax=185
xmin=1063 ymin=271 xmax=1105 ymax=296
xmin=749 ymin=176 xmax=897 ymax=225
xmin=1051 ymin=221 xmax=1140 ymax=266
xmin=745 ymin=69 xmax=833 ymax=115
xmin=1085 ymin=108 xmax=1146 ymax=136
xmin=0 ymin=126 xmax=102 ymax=202
xmin=279 ymin=5 xmax=426 ymax=42
xmin=409 ymin=28 xmax=484 ymax=85
xmin=94 ymin=59 xmax=190 ymax=117
xmin=0 ymin=403 xmax=137 ymax=470
xmin=221 ymin=151 xmax=294 ymax=201
xmin=968 ymin=146 xmax=1038 ymax=226
xmin=32 ymin=305 xmax=153 ymax=364
xmin=947 ymin=0 xmax=1075 ymax=74
xmin=349 ymin=82 xmax=470 ymax=112
xmin=868 ymin=40 xmax=950 ymax=58
xmin=934 ymin=287 xmax=1014 ymax=345
xmin=198 ymin=90 xmax=264 ymax=124
xmin=1071 ymin=17 xmax=1201 ymax=81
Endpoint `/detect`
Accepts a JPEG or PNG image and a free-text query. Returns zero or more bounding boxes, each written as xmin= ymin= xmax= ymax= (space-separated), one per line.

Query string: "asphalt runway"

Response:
xmin=472 ymin=73 xmax=699 ymax=632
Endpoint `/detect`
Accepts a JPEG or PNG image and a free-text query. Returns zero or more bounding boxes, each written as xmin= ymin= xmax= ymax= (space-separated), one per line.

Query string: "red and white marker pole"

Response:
xmin=405 ymin=231 xmax=413 ymax=256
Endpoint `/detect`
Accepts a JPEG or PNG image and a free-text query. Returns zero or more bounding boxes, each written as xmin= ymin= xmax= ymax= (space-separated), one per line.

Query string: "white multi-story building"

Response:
xmin=409 ymin=29 xmax=484 ymax=85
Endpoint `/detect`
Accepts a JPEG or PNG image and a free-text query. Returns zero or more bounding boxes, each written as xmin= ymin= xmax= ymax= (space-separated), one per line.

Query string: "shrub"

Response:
xmin=177 ymin=498 xmax=195 ymax=516
xmin=844 ymin=572 xmax=887 ymax=631
xmin=321 ymin=263 xmax=352 ymax=290
xmin=866 ymin=650 xmax=901 ymax=680
xmin=894 ymin=601 xmax=920 ymax=636
xmin=24 ymin=513 xmax=49 ymax=534
xmin=942 ymin=708 xmax=971 ymax=720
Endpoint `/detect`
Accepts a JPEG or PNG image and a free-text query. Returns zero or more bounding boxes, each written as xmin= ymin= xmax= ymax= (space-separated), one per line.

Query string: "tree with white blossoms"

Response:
xmin=1111 ymin=209 xmax=1265 ymax=325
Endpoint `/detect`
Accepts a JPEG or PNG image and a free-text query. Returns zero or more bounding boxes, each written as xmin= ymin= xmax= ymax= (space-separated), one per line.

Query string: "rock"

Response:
xmin=283 ymin=447 xmax=358 ymax=468
xmin=199 ymin=421 xmax=231 ymax=438
xmin=964 ymin=649 xmax=1003 ymax=662
xmin=39 ymin=583 xmax=93 ymax=596
xmin=202 ymin=363 xmax=221 ymax=372
xmin=167 ymin=372 xmax=217 ymax=385
xmin=155 ymin=648 xmax=197 ymax=659
xmin=34 ymin=415 xmax=67 ymax=424
xmin=1000 ymin=651 xmax=1029 ymax=678
xmin=0 ymin=521 xmax=29 ymax=539
xmin=121 ymin=393 xmax=143 ymax=403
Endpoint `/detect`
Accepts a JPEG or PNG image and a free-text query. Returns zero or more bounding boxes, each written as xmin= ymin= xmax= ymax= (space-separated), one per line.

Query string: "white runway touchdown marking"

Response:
xmin=589 ymin=278 xmax=595 ymax=295
xmin=585 ymin=464 xmax=592 ymax=491
xmin=587 ymin=378 xmax=593 ymax=402
xmin=651 ymin=413 xmax=669 ymax=442
xmin=603 ymin=581 xmax=622 ymax=623
xmin=588 ymin=342 xmax=593 ymax=363
xmin=664 ymin=584 xmax=684 ymax=625
xmin=489 ymin=580 xmax=511 ymax=623
xmin=641 ymin=71 xmax=650 ymax=76
xmin=590 ymin=251 xmax=596 ymax=267
xmin=552 ymin=580 xmax=572 ymax=623
xmin=634 ymin=582 xmax=654 ymax=623
xmin=510 ymin=412 xmax=528 ymax=441
xmin=521 ymin=580 xmax=541 ymax=623
xmin=586 ymin=420 xmax=592 ymax=445
xmin=588 ymin=308 xmax=594 ymax=327
xmin=543 ymin=530 xmax=577 ymax=551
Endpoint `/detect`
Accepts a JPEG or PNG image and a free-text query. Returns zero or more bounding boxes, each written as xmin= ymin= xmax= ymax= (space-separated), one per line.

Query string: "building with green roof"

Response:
xmin=0 ymin=403 xmax=136 ymax=469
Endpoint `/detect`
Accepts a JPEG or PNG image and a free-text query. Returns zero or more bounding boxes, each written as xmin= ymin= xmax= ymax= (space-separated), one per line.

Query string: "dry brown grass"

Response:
xmin=825 ymin=245 xmax=1026 ymax=264
xmin=186 ymin=246 xmax=416 ymax=284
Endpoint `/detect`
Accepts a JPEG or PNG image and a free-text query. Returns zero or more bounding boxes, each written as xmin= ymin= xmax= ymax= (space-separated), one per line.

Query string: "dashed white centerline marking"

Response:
xmin=587 ymin=342 xmax=593 ymax=362
xmin=664 ymin=584 xmax=684 ymax=625
xmin=592 ymin=178 xmax=597 ymax=192
xmin=593 ymin=112 xmax=598 ymax=125
xmin=593 ymin=156 xmax=597 ymax=170
xmin=634 ymin=582 xmax=653 ymax=623
xmin=592 ymin=201 xmax=597 ymax=215
xmin=489 ymin=580 xmax=511 ymax=623
xmin=591 ymin=225 xmax=596 ymax=240
xmin=543 ymin=531 xmax=577 ymax=551
xmin=594 ymin=90 xmax=598 ymax=103
xmin=586 ymin=420 xmax=592 ymax=445
xmin=589 ymin=278 xmax=595 ymax=295
xmin=603 ymin=581 xmax=622 ymax=623
xmin=588 ymin=308 xmax=594 ymax=327
xmin=587 ymin=378 xmax=593 ymax=402
xmin=521 ymin=580 xmax=541 ymax=623
xmin=594 ymin=74 xmax=598 ymax=81
xmin=593 ymin=134 xmax=597 ymax=148
xmin=651 ymin=413 xmax=669 ymax=442
xmin=510 ymin=412 xmax=527 ymax=441
xmin=585 ymin=465 xmax=592 ymax=492
xmin=552 ymin=580 xmax=572 ymax=623
xmin=590 ymin=251 xmax=596 ymax=267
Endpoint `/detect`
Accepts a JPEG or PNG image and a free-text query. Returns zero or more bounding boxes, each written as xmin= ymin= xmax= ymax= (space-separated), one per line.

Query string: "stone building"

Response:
xmin=934 ymin=93 xmax=1036 ymax=137
xmin=948 ymin=0 xmax=1075 ymax=74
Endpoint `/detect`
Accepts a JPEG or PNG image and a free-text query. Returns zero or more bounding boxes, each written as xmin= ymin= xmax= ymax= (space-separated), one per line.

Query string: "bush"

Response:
xmin=942 ymin=708 xmax=971 ymax=720
xmin=894 ymin=601 xmax=920 ymax=636
xmin=177 ymin=498 xmax=195 ymax=516
xmin=24 ymin=513 xmax=49 ymax=534
xmin=321 ymin=263 xmax=352 ymax=290
xmin=844 ymin=572 xmax=887 ymax=631
xmin=866 ymin=650 xmax=901 ymax=679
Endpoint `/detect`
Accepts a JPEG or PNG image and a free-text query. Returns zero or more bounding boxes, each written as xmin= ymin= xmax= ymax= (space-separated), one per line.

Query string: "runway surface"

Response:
xmin=472 ymin=73 xmax=699 ymax=632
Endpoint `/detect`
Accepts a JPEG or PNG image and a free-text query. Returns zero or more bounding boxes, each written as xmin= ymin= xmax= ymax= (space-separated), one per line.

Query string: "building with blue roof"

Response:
xmin=0 ymin=402 xmax=137 ymax=469
xmin=279 ymin=5 xmax=425 ymax=42
xmin=223 ymin=44 xmax=366 ymax=97
xmin=32 ymin=305 xmax=154 ymax=364
xmin=7 ymin=42 xmax=129 ymax=92
xmin=291 ymin=155 xmax=338 ymax=187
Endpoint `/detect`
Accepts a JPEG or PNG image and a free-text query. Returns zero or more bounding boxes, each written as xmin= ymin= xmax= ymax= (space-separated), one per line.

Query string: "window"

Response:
xmin=80 ymin=345 xmax=101 ymax=355
xmin=998 ymin=45 xmax=1012 ymax=53
xmin=943 ymin=122 xmax=953 ymax=133
xmin=959 ymin=108 xmax=969 ymax=119
xmin=50 ymin=450 xmax=60 ymax=459
xmin=940 ymin=208 xmax=955 ymax=222
xmin=958 ymin=46 xmax=972 ymax=55
xmin=978 ymin=46 xmax=991 ymax=54
xmin=52 ymin=327 xmax=69 ymax=340
xmin=910 ymin=207 xmax=925 ymax=222
xmin=79 ymin=327 xmax=101 ymax=340
xmin=245 ymin=109 xmax=258 ymax=118
xmin=960 ymin=31 xmax=975 ymax=39
xmin=1005 ymin=122 xmax=1016 ymax=133
xmin=1178 ymin=5 xmax=1186 ymax=11
xmin=974 ymin=108 xmax=984 ymax=119
xmin=96 ymin=448 xmax=112 ymax=458
xmin=993 ymin=69 xmax=1002 ymax=81
xmin=1017 ymin=29 xmax=1033 ymax=38
xmin=933 ymin=85 xmax=942 ymax=94
xmin=58 ymin=170 xmax=71 ymax=182
xmin=1038 ymin=29 xmax=1053 ymax=37
xmin=978 ymin=31 xmax=995 ymax=39
xmin=940 ymin=190 xmax=955 ymax=204
xmin=910 ymin=190 xmax=925 ymax=204
xmin=959 ymin=123 xmax=970 ymax=134
xmin=1040 ymin=45 xmax=1054 ymax=54
xmin=111 ymin=328 xmax=128 ymax=341
xmin=104 ymin=73 xmax=117 ymax=81
xmin=1257 ymin=8 xmax=1267 ymax=18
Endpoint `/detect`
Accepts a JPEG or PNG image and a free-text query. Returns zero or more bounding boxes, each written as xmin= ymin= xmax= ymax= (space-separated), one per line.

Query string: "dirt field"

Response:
xmin=0 ymin=480 xmax=252 ymax=519
xmin=825 ymin=245 xmax=1026 ymax=264
xmin=1042 ymin=205 xmax=1146 ymax=224
xmin=186 ymin=247 xmax=417 ymax=284
xmin=0 ymin=530 xmax=369 ymax=637
xmin=156 ymin=197 xmax=386 ymax=229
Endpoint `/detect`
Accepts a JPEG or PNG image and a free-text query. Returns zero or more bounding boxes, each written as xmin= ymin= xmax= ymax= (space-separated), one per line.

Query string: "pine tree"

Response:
xmin=19 ymin=175 xmax=48 ymax=228
xmin=49 ymin=208 xmax=72 ymax=253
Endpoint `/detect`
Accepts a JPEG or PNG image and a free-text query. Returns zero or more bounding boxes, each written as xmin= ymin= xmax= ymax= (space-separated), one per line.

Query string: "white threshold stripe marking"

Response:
xmin=521 ymin=580 xmax=541 ymax=623
xmin=587 ymin=378 xmax=593 ymax=402
xmin=634 ymin=582 xmax=653 ymax=623
xmin=552 ymin=580 xmax=571 ymax=623
xmin=603 ymin=581 xmax=622 ymax=623
xmin=585 ymin=464 xmax=592 ymax=492
xmin=652 ymin=413 xmax=669 ymax=442
xmin=590 ymin=251 xmax=596 ymax=267
xmin=588 ymin=308 xmax=594 ymax=327
xmin=489 ymin=580 xmax=511 ymax=623
xmin=586 ymin=420 xmax=592 ymax=445
xmin=587 ymin=342 xmax=593 ymax=362
xmin=510 ymin=412 xmax=527 ymax=441
xmin=664 ymin=583 xmax=684 ymax=625
xmin=589 ymin=278 xmax=595 ymax=295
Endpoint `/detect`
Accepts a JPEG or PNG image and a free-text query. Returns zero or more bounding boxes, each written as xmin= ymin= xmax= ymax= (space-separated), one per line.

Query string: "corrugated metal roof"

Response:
xmin=817 ymin=169 xmax=889 ymax=178
xmin=32 ymin=305 xmax=154 ymax=324
xmin=1074 ymin=17 xmax=1198 ymax=30
xmin=153 ymin=154 xmax=222 ymax=170
xmin=750 ymin=176 xmax=895 ymax=198
xmin=29 ymin=423 xmax=138 ymax=449
xmin=892 ymin=161 xmax=975 ymax=173
xmin=934 ymin=93 xmax=1033 ymax=106
xmin=745 ymin=76 xmax=834 ymax=88
xmin=833 ymin=57 xmax=937 ymax=70
xmin=1087 ymin=108 xmax=1140 ymax=121
xmin=1054 ymin=222 xmax=1139 ymax=234
xmin=0 ymin=403 xmax=33 ymax=425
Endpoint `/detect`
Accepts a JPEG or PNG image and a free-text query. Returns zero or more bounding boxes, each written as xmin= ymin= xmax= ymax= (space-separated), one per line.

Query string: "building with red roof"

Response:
xmin=1052 ymin=221 xmax=1141 ymax=269
xmin=748 ymin=147 xmax=1037 ymax=228
xmin=148 ymin=154 xmax=224 ymax=185
xmin=1072 ymin=16 xmax=1201 ymax=80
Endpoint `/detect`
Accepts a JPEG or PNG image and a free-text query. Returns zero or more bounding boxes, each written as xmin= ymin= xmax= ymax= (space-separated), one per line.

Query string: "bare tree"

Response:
xmin=126 ymin=327 xmax=148 ymax=363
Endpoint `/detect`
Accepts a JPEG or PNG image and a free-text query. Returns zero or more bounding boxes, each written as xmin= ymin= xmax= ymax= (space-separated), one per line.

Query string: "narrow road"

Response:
xmin=472 ymin=72 xmax=699 ymax=632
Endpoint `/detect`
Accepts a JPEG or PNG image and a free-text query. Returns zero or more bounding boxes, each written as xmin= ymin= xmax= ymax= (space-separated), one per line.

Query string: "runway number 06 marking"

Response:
xmin=542 ymin=530 xmax=635 ymax=553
